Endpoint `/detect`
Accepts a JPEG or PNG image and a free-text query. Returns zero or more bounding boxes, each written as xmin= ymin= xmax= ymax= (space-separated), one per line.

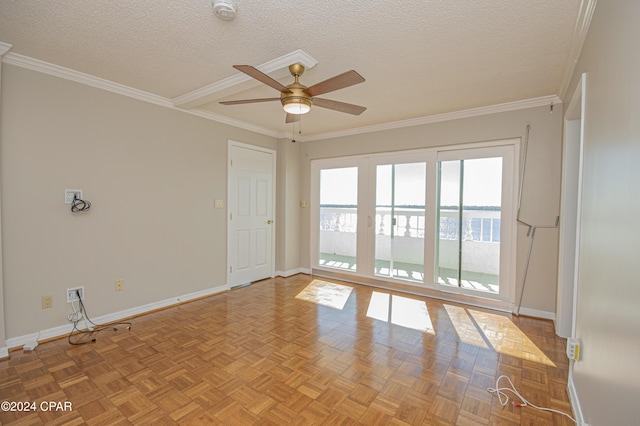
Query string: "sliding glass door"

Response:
xmin=318 ymin=167 xmax=359 ymax=271
xmin=435 ymin=146 xmax=515 ymax=300
xmin=311 ymin=141 xmax=516 ymax=302
xmin=374 ymin=162 xmax=426 ymax=282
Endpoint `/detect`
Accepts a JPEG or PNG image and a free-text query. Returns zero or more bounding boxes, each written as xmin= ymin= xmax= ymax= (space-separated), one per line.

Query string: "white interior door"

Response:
xmin=228 ymin=142 xmax=275 ymax=287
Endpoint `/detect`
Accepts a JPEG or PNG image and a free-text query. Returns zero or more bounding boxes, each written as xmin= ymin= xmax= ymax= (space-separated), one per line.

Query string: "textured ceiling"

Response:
xmin=0 ymin=0 xmax=582 ymax=138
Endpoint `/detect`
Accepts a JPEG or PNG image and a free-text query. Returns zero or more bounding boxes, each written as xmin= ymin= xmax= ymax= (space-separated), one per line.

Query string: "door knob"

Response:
xmin=267 ymin=220 xmax=273 ymax=224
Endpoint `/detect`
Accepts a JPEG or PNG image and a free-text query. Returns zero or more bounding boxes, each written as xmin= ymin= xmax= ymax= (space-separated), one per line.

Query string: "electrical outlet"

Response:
xmin=67 ymin=287 xmax=84 ymax=303
xmin=42 ymin=295 xmax=53 ymax=309
xmin=115 ymin=279 xmax=124 ymax=291
xmin=64 ymin=189 xmax=83 ymax=204
xmin=567 ymin=337 xmax=581 ymax=361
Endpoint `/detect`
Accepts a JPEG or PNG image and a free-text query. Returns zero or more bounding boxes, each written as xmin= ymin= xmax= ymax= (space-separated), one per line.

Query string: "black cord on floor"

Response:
xmin=68 ymin=290 xmax=132 ymax=345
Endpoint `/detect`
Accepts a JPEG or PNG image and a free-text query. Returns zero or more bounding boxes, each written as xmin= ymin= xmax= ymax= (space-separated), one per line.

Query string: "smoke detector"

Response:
xmin=213 ymin=0 xmax=237 ymax=21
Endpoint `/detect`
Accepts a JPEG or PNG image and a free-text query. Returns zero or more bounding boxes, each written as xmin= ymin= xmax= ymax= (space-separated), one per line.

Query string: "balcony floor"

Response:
xmin=319 ymin=253 xmax=498 ymax=293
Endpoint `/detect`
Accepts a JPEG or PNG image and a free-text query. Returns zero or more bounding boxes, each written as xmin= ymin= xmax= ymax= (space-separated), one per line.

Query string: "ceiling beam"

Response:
xmin=172 ymin=49 xmax=318 ymax=110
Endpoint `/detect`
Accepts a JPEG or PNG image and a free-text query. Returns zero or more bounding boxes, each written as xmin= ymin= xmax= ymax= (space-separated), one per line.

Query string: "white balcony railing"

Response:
xmin=319 ymin=206 xmax=501 ymax=275
xmin=320 ymin=206 xmax=500 ymax=239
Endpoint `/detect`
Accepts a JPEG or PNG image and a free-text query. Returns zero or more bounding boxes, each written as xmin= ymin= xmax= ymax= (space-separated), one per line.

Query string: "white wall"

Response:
xmin=564 ymin=1 xmax=640 ymax=424
xmin=300 ymin=105 xmax=563 ymax=314
xmin=0 ymin=64 xmax=277 ymax=340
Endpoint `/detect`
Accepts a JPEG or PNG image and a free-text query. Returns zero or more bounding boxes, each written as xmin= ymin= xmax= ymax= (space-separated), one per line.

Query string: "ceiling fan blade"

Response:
xmin=285 ymin=113 xmax=301 ymax=123
xmin=219 ymin=97 xmax=280 ymax=105
xmin=233 ymin=65 xmax=292 ymax=93
xmin=304 ymin=70 xmax=365 ymax=97
xmin=313 ymin=98 xmax=367 ymax=115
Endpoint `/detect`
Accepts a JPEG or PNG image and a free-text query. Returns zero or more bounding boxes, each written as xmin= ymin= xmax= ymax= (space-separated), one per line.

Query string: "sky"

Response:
xmin=320 ymin=158 xmax=503 ymax=207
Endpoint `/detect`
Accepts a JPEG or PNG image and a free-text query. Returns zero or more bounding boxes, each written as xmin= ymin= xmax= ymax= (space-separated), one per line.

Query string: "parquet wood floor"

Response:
xmin=0 ymin=275 xmax=574 ymax=425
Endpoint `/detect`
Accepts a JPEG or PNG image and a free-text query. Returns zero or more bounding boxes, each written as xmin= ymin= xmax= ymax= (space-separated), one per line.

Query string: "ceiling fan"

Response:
xmin=220 ymin=63 xmax=366 ymax=123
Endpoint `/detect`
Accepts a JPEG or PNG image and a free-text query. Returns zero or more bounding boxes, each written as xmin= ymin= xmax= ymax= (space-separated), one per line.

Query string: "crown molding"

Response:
xmin=2 ymin=51 xmax=173 ymax=108
xmin=0 ymin=42 xmax=12 ymax=56
xmin=557 ymin=0 xmax=597 ymax=99
xmin=0 ymin=48 xmax=308 ymax=138
xmin=299 ymin=95 xmax=562 ymax=142
xmin=172 ymin=49 xmax=318 ymax=109
xmin=186 ymin=108 xmax=281 ymax=138
xmin=1 ymin=48 xmax=565 ymax=143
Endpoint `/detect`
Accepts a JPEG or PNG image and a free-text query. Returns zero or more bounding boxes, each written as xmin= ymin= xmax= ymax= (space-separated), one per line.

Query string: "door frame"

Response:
xmin=556 ymin=73 xmax=586 ymax=337
xmin=227 ymin=140 xmax=277 ymax=288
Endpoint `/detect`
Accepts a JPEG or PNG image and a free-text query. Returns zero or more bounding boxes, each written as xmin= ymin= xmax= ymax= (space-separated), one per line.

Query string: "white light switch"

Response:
xmin=214 ymin=199 xmax=224 ymax=209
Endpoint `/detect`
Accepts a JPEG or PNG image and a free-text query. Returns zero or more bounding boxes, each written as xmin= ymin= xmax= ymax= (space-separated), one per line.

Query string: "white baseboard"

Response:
xmin=275 ymin=268 xmax=311 ymax=277
xmin=0 ymin=346 xmax=8 ymax=359
xmin=516 ymin=307 xmax=555 ymax=320
xmin=5 ymin=332 xmax=39 ymax=352
xmin=568 ymin=373 xmax=586 ymax=425
xmin=22 ymin=333 xmax=40 ymax=351
xmin=4 ymin=285 xmax=228 ymax=351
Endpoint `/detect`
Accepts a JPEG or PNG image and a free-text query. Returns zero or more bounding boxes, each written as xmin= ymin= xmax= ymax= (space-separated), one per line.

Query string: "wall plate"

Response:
xmin=65 ymin=189 xmax=82 ymax=204
xmin=67 ymin=286 xmax=84 ymax=303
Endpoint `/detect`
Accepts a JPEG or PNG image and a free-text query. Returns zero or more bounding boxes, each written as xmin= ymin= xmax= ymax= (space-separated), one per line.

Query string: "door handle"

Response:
xmin=267 ymin=220 xmax=273 ymax=224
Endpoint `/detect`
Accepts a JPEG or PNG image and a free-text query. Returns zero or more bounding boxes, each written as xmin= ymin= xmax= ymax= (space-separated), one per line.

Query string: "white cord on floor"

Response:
xmin=487 ymin=374 xmax=576 ymax=424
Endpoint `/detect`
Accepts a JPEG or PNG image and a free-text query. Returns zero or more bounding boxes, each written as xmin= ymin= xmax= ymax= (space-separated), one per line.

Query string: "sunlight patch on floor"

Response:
xmin=367 ymin=292 xmax=390 ymax=322
xmin=295 ymin=280 xmax=354 ymax=310
xmin=468 ymin=309 xmax=556 ymax=366
xmin=444 ymin=304 xmax=555 ymax=366
xmin=367 ymin=292 xmax=435 ymax=333
xmin=444 ymin=305 xmax=490 ymax=349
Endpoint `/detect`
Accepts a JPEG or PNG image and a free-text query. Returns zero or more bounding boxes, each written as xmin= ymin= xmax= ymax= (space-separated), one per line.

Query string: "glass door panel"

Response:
xmin=437 ymin=161 xmax=462 ymax=286
xmin=461 ymin=157 xmax=502 ymax=292
xmin=318 ymin=167 xmax=358 ymax=271
xmin=374 ymin=162 xmax=426 ymax=282
xmin=437 ymin=157 xmax=503 ymax=294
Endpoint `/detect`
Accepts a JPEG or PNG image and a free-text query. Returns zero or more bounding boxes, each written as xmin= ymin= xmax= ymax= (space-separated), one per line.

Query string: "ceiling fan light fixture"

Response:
xmin=282 ymin=97 xmax=311 ymax=114
xmin=221 ymin=63 xmax=366 ymax=121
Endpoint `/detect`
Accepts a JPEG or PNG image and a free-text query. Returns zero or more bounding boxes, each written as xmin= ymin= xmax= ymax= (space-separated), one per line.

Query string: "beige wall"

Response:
xmin=0 ymin=65 xmax=277 ymax=339
xmin=565 ymin=1 xmax=640 ymax=424
xmin=1 ymin=54 xmax=565 ymax=344
xmin=0 ymin=49 xmax=7 ymax=354
xmin=300 ymin=105 xmax=563 ymax=314
xmin=275 ymin=138 xmax=302 ymax=275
